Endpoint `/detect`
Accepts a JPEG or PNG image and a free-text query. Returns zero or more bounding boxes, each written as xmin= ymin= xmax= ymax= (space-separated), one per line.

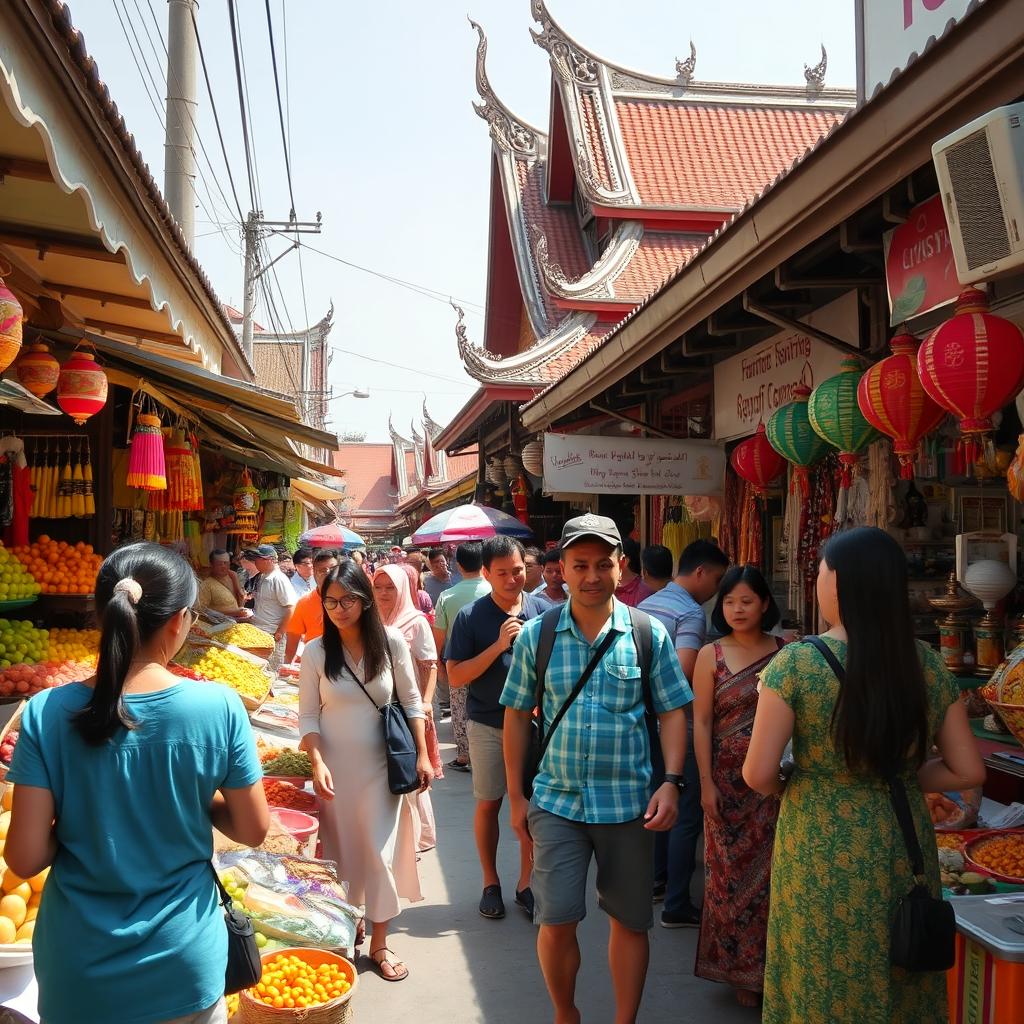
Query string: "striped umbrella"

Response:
xmin=412 ymin=504 xmax=534 ymax=545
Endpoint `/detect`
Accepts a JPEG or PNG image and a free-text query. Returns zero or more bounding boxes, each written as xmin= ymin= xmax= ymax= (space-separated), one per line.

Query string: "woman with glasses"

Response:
xmin=299 ymin=561 xmax=432 ymax=983
xmin=5 ymin=543 xmax=269 ymax=1024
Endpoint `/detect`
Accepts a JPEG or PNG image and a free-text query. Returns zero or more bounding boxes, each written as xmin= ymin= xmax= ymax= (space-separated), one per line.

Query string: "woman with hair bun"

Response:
xmin=5 ymin=542 xmax=269 ymax=1024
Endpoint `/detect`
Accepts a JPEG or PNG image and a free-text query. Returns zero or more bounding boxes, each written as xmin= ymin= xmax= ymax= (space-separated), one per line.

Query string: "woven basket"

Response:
xmin=240 ymin=948 xmax=357 ymax=1023
xmin=988 ymin=700 xmax=1024 ymax=747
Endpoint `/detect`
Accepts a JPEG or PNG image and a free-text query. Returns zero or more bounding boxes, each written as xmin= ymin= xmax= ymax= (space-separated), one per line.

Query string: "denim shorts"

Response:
xmin=528 ymin=802 xmax=654 ymax=932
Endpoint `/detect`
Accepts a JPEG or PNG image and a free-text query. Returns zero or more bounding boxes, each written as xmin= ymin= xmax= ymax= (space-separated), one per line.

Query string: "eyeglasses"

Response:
xmin=186 ymin=607 xmax=199 ymax=626
xmin=323 ymin=595 xmax=361 ymax=612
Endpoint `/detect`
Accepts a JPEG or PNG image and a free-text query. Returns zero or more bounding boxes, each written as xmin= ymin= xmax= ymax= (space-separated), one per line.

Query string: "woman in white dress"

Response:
xmin=372 ymin=565 xmax=441 ymax=852
xmin=299 ymin=561 xmax=433 ymax=983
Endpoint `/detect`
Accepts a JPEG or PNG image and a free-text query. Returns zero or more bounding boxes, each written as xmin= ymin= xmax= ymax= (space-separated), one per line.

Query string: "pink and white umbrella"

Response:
xmin=298 ymin=524 xmax=365 ymax=550
xmin=411 ymin=504 xmax=533 ymax=545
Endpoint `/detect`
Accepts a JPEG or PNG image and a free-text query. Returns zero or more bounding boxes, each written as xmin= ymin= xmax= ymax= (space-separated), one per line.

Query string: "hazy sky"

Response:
xmin=64 ymin=0 xmax=856 ymax=442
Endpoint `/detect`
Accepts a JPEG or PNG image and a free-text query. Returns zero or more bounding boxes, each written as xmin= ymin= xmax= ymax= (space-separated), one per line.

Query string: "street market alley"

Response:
xmin=353 ymin=721 xmax=756 ymax=1024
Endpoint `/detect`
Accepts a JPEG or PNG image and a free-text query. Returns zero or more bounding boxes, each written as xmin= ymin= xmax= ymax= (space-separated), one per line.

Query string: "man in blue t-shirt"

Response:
xmin=639 ymin=538 xmax=729 ymax=928
xmin=446 ymin=535 xmax=546 ymax=922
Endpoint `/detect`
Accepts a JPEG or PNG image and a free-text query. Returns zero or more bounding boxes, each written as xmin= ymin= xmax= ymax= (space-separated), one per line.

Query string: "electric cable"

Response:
xmin=263 ymin=0 xmax=295 ymax=219
xmin=226 ymin=0 xmax=259 ymax=211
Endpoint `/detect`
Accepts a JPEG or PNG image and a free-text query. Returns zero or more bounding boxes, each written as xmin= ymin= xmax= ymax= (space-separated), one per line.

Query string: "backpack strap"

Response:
xmin=627 ymin=606 xmax=663 ymax=784
xmin=532 ymin=605 xmax=563 ymax=720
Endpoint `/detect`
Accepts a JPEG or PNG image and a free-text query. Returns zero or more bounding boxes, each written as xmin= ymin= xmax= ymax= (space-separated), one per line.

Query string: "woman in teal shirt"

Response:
xmin=5 ymin=543 xmax=269 ymax=1024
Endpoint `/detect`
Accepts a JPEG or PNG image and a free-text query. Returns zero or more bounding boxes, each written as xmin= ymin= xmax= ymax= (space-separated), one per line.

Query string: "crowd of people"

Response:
xmin=0 ymin=519 xmax=988 ymax=1023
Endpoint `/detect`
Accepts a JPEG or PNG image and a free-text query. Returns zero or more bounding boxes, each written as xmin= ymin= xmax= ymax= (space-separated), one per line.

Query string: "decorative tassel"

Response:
xmin=837 ymin=453 xmax=859 ymax=490
xmin=127 ymin=413 xmax=167 ymax=490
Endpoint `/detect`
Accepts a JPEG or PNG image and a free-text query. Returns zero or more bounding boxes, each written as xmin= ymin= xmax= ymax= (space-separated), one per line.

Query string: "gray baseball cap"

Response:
xmin=560 ymin=514 xmax=622 ymax=550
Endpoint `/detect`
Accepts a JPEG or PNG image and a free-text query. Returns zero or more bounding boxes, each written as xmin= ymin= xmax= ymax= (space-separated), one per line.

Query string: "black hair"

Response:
xmin=641 ymin=544 xmax=673 ymax=581
xmin=542 ymin=547 xmax=562 ymax=566
xmin=79 ymin=543 xmax=199 ymax=746
xmin=293 ymin=547 xmax=314 ymax=564
xmin=455 ymin=541 xmax=484 ymax=573
xmin=822 ymin=527 xmax=930 ymax=779
xmin=622 ymin=538 xmax=642 ymax=575
xmin=710 ymin=565 xmax=780 ymax=634
xmin=406 ymin=547 xmax=421 ymax=555
xmin=320 ymin=561 xmax=390 ymax=684
xmin=209 ymin=548 xmax=229 ymax=561
xmin=524 ymin=546 xmax=543 ymax=564
xmin=427 ymin=547 xmax=445 ymax=562
xmin=678 ymin=539 xmax=729 ymax=576
xmin=313 ymin=549 xmax=341 ymax=564
xmin=482 ymin=535 xmax=525 ymax=569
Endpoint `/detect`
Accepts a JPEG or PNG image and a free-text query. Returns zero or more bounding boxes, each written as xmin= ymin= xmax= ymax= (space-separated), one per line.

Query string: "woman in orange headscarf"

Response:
xmin=372 ymin=565 xmax=442 ymax=852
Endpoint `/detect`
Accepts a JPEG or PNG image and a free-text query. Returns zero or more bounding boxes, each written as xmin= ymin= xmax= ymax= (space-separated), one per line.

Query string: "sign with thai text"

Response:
xmin=713 ymin=294 xmax=856 ymax=442
xmin=856 ymin=0 xmax=977 ymax=102
xmin=883 ymin=194 xmax=958 ymax=325
xmin=542 ymin=434 xmax=724 ymax=496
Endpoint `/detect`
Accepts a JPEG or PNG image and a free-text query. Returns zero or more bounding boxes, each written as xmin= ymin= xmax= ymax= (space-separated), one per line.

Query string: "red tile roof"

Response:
xmin=334 ymin=444 xmax=395 ymax=514
xmin=611 ymin=232 xmax=706 ymax=303
xmin=536 ymin=323 xmax=613 ymax=382
xmin=615 ymin=101 xmax=844 ymax=208
xmin=444 ymin=453 xmax=480 ymax=480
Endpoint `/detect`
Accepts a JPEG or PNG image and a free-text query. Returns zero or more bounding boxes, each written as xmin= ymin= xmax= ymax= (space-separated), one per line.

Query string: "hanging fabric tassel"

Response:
xmin=127 ymin=412 xmax=167 ymax=491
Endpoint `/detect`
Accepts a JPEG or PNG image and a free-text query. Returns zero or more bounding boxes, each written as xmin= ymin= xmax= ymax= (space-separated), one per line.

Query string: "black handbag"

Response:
xmin=805 ymin=636 xmax=955 ymax=972
xmin=343 ymin=648 xmax=421 ymax=796
xmin=211 ymin=865 xmax=262 ymax=995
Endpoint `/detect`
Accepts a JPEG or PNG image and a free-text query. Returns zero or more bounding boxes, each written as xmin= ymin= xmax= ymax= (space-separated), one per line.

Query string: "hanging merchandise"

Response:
xmin=83 ymin=440 xmax=95 ymax=517
xmin=228 ymin=469 xmax=261 ymax=538
xmin=807 ymin=358 xmax=880 ymax=488
xmin=521 ymin=439 xmax=543 ymax=477
xmin=0 ymin=272 xmax=24 ymax=374
xmin=766 ymin=384 xmax=829 ymax=497
xmin=126 ymin=403 xmax=168 ymax=491
xmin=857 ymin=333 xmax=946 ymax=480
xmin=729 ymin=423 xmax=787 ymax=498
xmin=917 ymin=287 xmax=1024 ymax=472
xmin=283 ymin=499 xmax=303 ymax=553
xmin=165 ymin=428 xmax=203 ymax=511
xmin=57 ymin=350 xmax=108 ymax=425
xmin=14 ymin=342 xmax=60 ymax=397
xmin=57 ymin=441 xmax=73 ymax=519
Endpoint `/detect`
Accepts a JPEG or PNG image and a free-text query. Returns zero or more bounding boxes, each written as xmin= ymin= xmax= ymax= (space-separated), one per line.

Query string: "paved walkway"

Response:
xmin=351 ymin=722 xmax=758 ymax=1023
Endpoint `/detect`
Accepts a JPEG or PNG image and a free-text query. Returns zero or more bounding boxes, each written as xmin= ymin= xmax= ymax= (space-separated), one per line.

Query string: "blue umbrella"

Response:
xmin=299 ymin=524 xmax=365 ymax=550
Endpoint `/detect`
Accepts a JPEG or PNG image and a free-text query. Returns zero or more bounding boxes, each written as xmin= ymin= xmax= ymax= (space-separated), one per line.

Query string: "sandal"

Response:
xmin=369 ymin=947 xmax=409 ymax=983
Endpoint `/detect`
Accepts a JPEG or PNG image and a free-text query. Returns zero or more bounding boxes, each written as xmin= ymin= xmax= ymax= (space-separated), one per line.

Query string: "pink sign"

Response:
xmin=883 ymin=194 xmax=958 ymax=326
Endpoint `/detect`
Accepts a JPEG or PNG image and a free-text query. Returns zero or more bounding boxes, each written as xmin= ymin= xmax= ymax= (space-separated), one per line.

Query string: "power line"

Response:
xmin=263 ymin=0 xmax=295 ymax=218
xmin=332 ymin=348 xmax=475 ymax=386
xmin=226 ymin=0 xmax=259 ymax=211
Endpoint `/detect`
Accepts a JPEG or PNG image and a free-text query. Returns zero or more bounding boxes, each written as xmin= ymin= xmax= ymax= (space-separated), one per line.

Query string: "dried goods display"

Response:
xmin=263 ymin=779 xmax=318 ymax=814
xmin=966 ymin=831 xmax=1024 ymax=883
xmin=260 ymin=748 xmax=313 ymax=779
xmin=214 ymin=623 xmax=275 ymax=650
xmin=174 ymin=644 xmax=270 ymax=703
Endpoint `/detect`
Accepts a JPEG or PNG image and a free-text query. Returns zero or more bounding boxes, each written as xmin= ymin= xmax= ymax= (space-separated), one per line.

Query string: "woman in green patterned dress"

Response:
xmin=743 ymin=527 xmax=984 ymax=1024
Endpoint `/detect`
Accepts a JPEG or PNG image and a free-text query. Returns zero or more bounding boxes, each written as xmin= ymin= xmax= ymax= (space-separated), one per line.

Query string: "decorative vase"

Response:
xmin=964 ymin=559 xmax=1018 ymax=676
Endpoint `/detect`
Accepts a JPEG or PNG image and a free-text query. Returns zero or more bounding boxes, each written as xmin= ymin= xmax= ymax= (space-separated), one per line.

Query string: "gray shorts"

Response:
xmin=466 ymin=718 xmax=506 ymax=801
xmin=528 ymin=802 xmax=654 ymax=933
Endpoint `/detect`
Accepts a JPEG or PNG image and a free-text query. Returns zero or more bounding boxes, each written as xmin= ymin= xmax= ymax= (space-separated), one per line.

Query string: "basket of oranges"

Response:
xmin=963 ymin=829 xmax=1024 ymax=884
xmin=240 ymin=948 xmax=356 ymax=1022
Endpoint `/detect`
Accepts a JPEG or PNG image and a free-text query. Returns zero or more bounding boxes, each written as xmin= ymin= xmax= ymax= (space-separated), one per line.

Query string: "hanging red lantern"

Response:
xmin=14 ymin=342 xmax=60 ymax=397
xmin=0 ymin=274 xmax=24 ymax=375
xmin=57 ymin=351 xmax=108 ymax=425
xmin=857 ymin=334 xmax=946 ymax=479
xmin=729 ymin=423 xmax=787 ymax=498
xmin=917 ymin=287 xmax=1024 ymax=472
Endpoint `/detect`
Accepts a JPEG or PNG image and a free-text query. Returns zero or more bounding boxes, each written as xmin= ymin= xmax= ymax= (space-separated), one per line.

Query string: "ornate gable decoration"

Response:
xmin=675 ymin=42 xmax=697 ymax=88
xmin=530 ymin=0 xmax=599 ymax=85
xmin=533 ymin=221 xmax=644 ymax=302
xmin=470 ymin=19 xmax=541 ymax=160
xmin=804 ymin=45 xmax=828 ymax=95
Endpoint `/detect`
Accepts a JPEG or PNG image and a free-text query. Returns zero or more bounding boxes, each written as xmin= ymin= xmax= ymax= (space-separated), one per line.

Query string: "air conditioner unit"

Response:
xmin=932 ymin=102 xmax=1024 ymax=284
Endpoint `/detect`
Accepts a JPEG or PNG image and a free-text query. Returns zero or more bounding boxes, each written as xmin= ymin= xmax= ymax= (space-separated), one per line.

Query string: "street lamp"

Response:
xmin=333 ymin=387 xmax=369 ymax=400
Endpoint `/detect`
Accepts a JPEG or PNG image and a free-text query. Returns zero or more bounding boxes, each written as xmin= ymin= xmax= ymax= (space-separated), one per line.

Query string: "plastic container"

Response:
xmin=271 ymin=808 xmax=319 ymax=857
xmin=946 ymin=894 xmax=1024 ymax=1023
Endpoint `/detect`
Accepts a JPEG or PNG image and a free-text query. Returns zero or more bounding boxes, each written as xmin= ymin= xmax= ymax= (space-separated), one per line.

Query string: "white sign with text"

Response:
xmin=542 ymin=434 xmax=725 ymax=496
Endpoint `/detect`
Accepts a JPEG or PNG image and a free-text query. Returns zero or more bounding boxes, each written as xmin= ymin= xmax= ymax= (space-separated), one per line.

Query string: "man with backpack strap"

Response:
xmin=501 ymin=515 xmax=692 ymax=1024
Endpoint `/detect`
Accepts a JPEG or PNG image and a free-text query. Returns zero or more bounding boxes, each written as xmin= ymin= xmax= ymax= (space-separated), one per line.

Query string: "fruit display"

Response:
xmin=0 ymin=620 xmax=47 ymax=668
xmin=935 ymin=832 xmax=964 ymax=850
xmin=247 ymin=952 xmax=352 ymax=1010
xmin=168 ymin=663 xmax=206 ymax=681
xmin=214 ymin=623 xmax=274 ymax=650
xmin=175 ymin=645 xmax=270 ymax=702
xmin=0 ymin=547 xmax=41 ymax=604
xmin=966 ymin=831 xmax=1024 ymax=882
xmin=263 ymin=779 xmax=318 ymax=815
xmin=45 ymin=627 xmax=99 ymax=666
xmin=11 ymin=538 xmax=102 ymax=595
xmin=0 ymin=791 xmax=47 ymax=945
xmin=261 ymin=748 xmax=313 ymax=779
xmin=0 ymin=659 xmax=91 ymax=700
xmin=0 ymin=730 xmax=16 ymax=767
xmin=225 ymin=992 xmax=239 ymax=1019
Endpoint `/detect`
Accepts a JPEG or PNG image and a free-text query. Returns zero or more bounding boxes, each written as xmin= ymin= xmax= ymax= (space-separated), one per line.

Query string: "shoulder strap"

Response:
xmin=340 ymin=648 xmax=382 ymax=712
xmin=533 ymin=605 xmax=563 ymax=715
xmin=627 ymin=606 xmax=655 ymax=717
xmin=804 ymin=635 xmax=926 ymax=881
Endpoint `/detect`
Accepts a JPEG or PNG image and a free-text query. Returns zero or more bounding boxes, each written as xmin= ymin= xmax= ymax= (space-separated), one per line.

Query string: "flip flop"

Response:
xmin=369 ymin=947 xmax=409 ymax=983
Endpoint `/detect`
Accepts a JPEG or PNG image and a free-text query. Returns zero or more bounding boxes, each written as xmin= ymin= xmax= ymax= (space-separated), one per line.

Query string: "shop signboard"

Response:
xmin=883 ymin=194 xmax=958 ymax=325
xmin=541 ymin=434 xmax=725 ymax=497
xmin=713 ymin=294 xmax=856 ymax=442
xmin=855 ymin=0 xmax=977 ymax=103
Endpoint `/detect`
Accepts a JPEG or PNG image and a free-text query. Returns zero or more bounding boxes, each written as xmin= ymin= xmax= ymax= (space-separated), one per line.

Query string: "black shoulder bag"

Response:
xmin=343 ymin=644 xmax=420 ymax=795
xmin=211 ymin=865 xmax=262 ymax=994
xmin=805 ymin=635 xmax=956 ymax=973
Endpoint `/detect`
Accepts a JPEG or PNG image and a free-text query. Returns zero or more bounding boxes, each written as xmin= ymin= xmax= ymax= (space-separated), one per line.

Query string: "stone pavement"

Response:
xmin=351 ymin=723 xmax=759 ymax=1024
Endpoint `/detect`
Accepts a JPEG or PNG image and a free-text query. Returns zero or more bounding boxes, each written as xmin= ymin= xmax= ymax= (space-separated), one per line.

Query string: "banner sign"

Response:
xmin=856 ymin=0 xmax=977 ymax=103
xmin=542 ymin=434 xmax=724 ymax=496
xmin=883 ymin=194 xmax=958 ymax=325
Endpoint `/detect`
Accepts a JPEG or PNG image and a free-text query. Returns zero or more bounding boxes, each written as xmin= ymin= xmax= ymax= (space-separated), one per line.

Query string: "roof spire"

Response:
xmin=469 ymin=18 xmax=541 ymax=158
xmin=530 ymin=0 xmax=599 ymax=85
xmin=675 ymin=42 xmax=696 ymax=87
xmin=804 ymin=44 xmax=827 ymax=94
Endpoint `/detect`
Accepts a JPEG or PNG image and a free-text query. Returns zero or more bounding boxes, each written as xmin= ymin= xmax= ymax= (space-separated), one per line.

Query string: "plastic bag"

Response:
xmin=1007 ymin=433 xmax=1024 ymax=501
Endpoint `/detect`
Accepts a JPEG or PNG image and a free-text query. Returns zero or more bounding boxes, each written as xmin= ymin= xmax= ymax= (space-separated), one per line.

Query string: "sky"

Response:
xmin=64 ymin=0 xmax=857 ymax=443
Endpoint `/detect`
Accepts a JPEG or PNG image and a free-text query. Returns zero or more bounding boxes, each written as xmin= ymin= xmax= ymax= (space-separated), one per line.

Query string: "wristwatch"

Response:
xmin=663 ymin=773 xmax=687 ymax=792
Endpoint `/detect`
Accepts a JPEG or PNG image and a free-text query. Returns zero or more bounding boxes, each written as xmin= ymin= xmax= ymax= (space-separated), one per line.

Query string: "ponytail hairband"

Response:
xmin=113 ymin=578 xmax=143 ymax=604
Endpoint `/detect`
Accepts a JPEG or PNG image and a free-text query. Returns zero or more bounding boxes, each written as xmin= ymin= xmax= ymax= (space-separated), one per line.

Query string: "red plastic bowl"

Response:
xmin=964 ymin=829 xmax=1024 ymax=884
xmin=271 ymin=807 xmax=319 ymax=844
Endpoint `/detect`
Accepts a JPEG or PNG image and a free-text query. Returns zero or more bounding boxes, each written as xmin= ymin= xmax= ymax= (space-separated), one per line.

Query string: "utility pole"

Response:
xmin=240 ymin=211 xmax=322 ymax=361
xmin=164 ymin=0 xmax=198 ymax=246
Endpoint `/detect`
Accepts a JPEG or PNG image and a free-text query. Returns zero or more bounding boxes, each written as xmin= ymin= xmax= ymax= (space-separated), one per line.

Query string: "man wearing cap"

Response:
xmin=502 ymin=515 xmax=692 ymax=1024
xmin=250 ymin=545 xmax=298 ymax=671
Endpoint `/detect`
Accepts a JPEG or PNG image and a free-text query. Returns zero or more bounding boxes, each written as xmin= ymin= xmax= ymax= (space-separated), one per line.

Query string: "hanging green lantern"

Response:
xmin=808 ymin=358 xmax=881 ymax=489
xmin=766 ymin=383 xmax=829 ymax=497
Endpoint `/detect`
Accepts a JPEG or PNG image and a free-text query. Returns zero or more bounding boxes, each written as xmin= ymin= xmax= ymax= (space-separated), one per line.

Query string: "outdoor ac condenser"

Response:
xmin=932 ymin=102 xmax=1024 ymax=284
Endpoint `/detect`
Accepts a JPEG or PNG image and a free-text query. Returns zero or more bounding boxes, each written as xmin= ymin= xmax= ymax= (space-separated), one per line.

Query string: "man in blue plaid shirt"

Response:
xmin=502 ymin=515 xmax=692 ymax=1024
